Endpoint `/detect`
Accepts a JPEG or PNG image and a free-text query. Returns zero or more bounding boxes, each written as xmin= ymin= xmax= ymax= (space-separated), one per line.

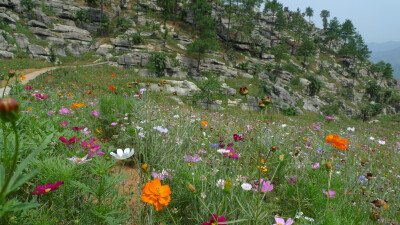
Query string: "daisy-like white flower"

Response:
xmin=216 ymin=179 xmax=225 ymax=189
xmin=369 ymin=136 xmax=375 ymax=140
xmin=377 ymin=140 xmax=386 ymax=145
xmin=241 ymin=183 xmax=252 ymax=191
xmin=347 ymin=127 xmax=355 ymax=132
xmin=67 ymin=155 xmax=92 ymax=164
xmin=217 ymin=149 xmax=230 ymax=154
xmin=110 ymin=148 xmax=135 ymax=160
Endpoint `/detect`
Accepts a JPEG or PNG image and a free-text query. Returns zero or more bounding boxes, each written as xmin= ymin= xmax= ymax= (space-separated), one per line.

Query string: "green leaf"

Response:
xmin=6 ymin=133 xmax=53 ymax=194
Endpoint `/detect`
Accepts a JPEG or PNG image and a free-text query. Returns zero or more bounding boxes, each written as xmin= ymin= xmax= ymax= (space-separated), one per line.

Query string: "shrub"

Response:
xmin=320 ymin=102 xmax=343 ymax=116
xmin=150 ymin=52 xmax=167 ymax=76
xmin=282 ymin=106 xmax=298 ymax=116
xmin=116 ymin=17 xmax=131 ymax=32
xmin=21 ymin=0 xmax=35 ymax=11
xmin=306 ymin=75 xmax=322 ymax=96
xmin=75 ymin=10 xmax=90 ymax=25
xmin=359 ymin=103 xmax=382 ymax=121
xmin=236 ymin=62 xmax=249 ymax=72
xmin=282 ymin=63 xmax=302 ymax=74
xmin=100 ymin=16 xmax=111 ymax=34
xmin=338 ymin=87 xmax=354 ymax=101
xmin=127 ymin=31 xmax=144 ymax=45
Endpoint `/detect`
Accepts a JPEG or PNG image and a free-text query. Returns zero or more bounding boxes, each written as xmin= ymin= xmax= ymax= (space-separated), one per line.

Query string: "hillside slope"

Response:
xmin=0 ymin=0 xmax=399 ymax=118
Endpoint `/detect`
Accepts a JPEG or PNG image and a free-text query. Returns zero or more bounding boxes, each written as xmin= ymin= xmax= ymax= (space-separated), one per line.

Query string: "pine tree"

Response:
xmin=320 ymin=10 xmax=330 ymax=30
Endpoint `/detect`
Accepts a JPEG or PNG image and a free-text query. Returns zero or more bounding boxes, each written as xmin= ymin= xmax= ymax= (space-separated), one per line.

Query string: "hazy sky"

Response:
xmin=274 ymin=0 xmax=400 ymax=43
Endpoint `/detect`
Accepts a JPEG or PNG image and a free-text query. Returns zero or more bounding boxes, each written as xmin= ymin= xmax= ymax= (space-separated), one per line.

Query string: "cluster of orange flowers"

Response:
xmin=71 ymin=103 xmax=84 ymax=109
xmin=326 ymin=134 xmax=349 ymax=150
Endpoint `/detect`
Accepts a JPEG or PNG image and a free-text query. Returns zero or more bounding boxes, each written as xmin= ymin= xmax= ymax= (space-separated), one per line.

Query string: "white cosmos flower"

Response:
xmin=282 ymin=124 xmax=287 ymax=128
xmin=216 ymin=179 xmax=225 ymax=188
xmin=217 ymin=149 xmax=230 ymax=154
xmin=377 ymin=140 xmax=386 ymax=145
xmin=347 ymin=127 xmax=355 ymax=132
xmin=110 ymin=148 xmax=134 ymax=160
xmin=241 ymin=183 xmax=252 ymax=191
xmin=369 ymin=137 xmax=375 ymax=140
xmin=174 ymin=115 xmax=179 ymax=118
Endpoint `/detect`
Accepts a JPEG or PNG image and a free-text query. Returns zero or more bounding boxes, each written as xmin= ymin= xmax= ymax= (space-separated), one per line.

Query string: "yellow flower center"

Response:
xmin=87 ymin=145 xmax=91 ymax=148
xmin=91 ymin=149 xmax=95 ymax=153
xmin=45 ymin=188 xmax=51 ymax=193
xmin=229 ymin=153 xmax=233 ymax=156
xmin=77 ymin=158 xmax=82 ymax=162
xmin=154 ymin=187 xmax=161 ymax=196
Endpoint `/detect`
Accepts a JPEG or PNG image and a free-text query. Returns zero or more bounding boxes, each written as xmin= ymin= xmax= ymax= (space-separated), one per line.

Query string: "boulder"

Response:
xmin=0 ymin=34 xmax=8 ymax=50
xmin=0 ymin=50 xmax=13 ymax=59
xmin=117 ymin=53 xmax=151 ymax=67
xmin=110 ymin=37 xmax=131 ymax=48
xmin=261 ymin=53 xmax=274 ymax=60
xmin=67 ymin=42 xmax=90 ymax=56
xmin=96 ymin=44 xmax=114 ymax=56
xmin=0 ymin=12 xmax=15 ymax=24
xmin=270 ymin=85 xmax=297 ymax=108
xmin=302 ymin=96 xmax=326 ymax=113
xmin=32 ymin=8 xmax=52 ymax=25
xmin=29 ymin=27 xmax=56 ymax=38
xmin=170 ymin=96 xmax=185 ymax=105
xmin=27 ymin=20 xmax=48 ymax=29
xmin=221 ymin=83 xmax=236 ymax=96
xmin=53 ymin=24 xmax=92 ymax=42
xmin=28 ymin=44 xmax=49 ymax=56
xmin=13 ymin=33 xmax=29 ymax=49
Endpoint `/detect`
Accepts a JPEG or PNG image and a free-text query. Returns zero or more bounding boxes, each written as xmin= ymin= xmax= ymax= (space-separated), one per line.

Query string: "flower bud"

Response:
xmin=224 ymin=178 xmax=232 ymax=193
xmin=0 ymin=97 xmax=20 ymax=122
xmin=8 ymin=70 xmax=15 ymax=78
xmin=262 ymin=96 xmax=271 ymax=105
xmin=258 ymin=100 xmax=266 ymax=108
xmin=326 ymin=160 xmax=332 ymax=170
xmin=188 ymin=183 xmax=196 ymax=193
xmin=146 ymin=82 xmax=151 ymax=86
xmin=141 ymin=164 xmax=149 ymax=173
xmin=279 ymin=155 xmax=284 ymax=161
xmin=239 ymin=86 xmax=249 ymax=96
xmin=270 ymin=146 xmax=277 ymax=152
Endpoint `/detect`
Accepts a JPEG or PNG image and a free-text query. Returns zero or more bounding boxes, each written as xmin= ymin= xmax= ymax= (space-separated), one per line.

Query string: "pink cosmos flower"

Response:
xmin=253 ymin=179 xmax=273 ymax=192
xmin=59 ymin=108 xmax=69 ymax=114
xmin=72 ymin=126 xmax=84 ymax=131
xmin=396 ymin=142 xmax=400 ymax=149
xmin=81 ymin=138 xmax=100 ymax=151
xmin=47 ymin=110 xmax=54 ymax=116
xmin=92 ymin=110 xmax=98 ymax=117
xmin=323 ymin=189 xmax=336 ymax=198
xmin=311 ymin=162 xmax=320 ymax=170
xmin=32 ymin=181 xmax=64 ymax=195
xmin=81 ymin=128 xmax=91 ymax=134
xmin=111 ymin=122 xmax=117 ymax=126
xmin=59 ymin=136 xmax=81 ymax=144
xmin=233 ymin=134 xmax=243 ymax=142
xmin=60 ymin=122 xmax=68 ymax=127
xmin=67 ymin=155 xmax=92 ymax=164
xmin=273 ymin=217 xmax=294 ymax=225
xmin=25 ymin=86 xmax=32 ymax=90
xmin=325 ymin=116 xmax=335 ymax=121
xmin=202 ymin=214 xmax=227 ymax=225
xmin=223 ymin=147 xmax=239 ymax=160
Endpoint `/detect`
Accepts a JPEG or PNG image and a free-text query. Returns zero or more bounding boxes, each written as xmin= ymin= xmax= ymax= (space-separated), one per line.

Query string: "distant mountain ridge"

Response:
xmin=368 ymin=41 xmax=400 ymax=79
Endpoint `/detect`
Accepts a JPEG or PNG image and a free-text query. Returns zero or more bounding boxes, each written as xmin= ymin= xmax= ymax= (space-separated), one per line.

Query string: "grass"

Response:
xmin=1 ymin=63 xmax=399 ymax=224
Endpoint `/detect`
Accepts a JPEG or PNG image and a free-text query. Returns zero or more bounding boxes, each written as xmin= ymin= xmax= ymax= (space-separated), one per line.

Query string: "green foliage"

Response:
xmin=271 ymin=42 xmax=289 ymax=68
xmin=192 ymin=73 xmax=223 ymax=109
xmin=289 ymin=76 xmax=303 ymax=91
xmin=338 ymin=87 xmax=354 ymax=101
xmin=320 ymin=102 xmax=343 ymax=116
xmin=20 ymin=0 xmax=35 ymax=11
xmin=282 ymin=106 xmax=297 ymax=116
xmin=41 ymin=0 xmax=55 ymax=15
xmin=236 ymin=61 xmax=249 ymax=72
xmin=306 ymin=75 xmax=322 ymax=96
xmin=305 ymin=6 xmax=313 ymax=23
xmin=365 ymin=81 xmax=381 ymax=102
xmin=320 ymin=9 xmax=330 ymax=29
xmin=126 ymin=31 xmax=145 ymax=45
xmin=359 ymin=103 xmax=382 ymax=121
xmin=116 ymin=17 xmax=131 ymax=32
xmin=150 ymin=52 xmax=167 ymax=76
xmin=100 ymin=16 xmax=111 ymax=34
xmin=76 ymin=10 xmax=90 ymax=25
xmin=297 ymin=36 xmax=315 ymax=64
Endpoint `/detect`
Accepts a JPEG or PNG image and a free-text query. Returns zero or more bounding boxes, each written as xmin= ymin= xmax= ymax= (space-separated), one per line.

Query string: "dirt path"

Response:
xmin=0 ymin=61 xmax=109 ymax=96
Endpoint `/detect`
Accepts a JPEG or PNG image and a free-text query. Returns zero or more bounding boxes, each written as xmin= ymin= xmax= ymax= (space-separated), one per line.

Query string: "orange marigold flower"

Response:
xmin=111 ymin=74 xmax=116 ymax=77
xmin=88 ymin=90 xmax=92 ymax=95
xmin=71 ymin=103 xmax=84 ymax=108
xmin=326 ymin=134 xmax=349 ymax=150
xmin=201 ymin=121 xmax=209 ymax=127
xmin=141 ymin=179 xmax=171 ymax=211
xmin=20 ymin=75 xmax=26 ymax=81
xmin=109 ymin=85 xmax=116 ymax=91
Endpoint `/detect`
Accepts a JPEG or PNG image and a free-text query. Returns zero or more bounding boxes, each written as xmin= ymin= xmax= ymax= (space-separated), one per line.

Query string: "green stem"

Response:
xmin=166 ymin=206 xmax=178 ymax=225
xmin=254 ymin=161 xmax=281 ymax=224
xmin=2 ymin=77 xmax=10 ymax=98
xmin=197 ymin=195 xmax=216 ymax=221
xmin=325 ymin=171 xmax=333 ymax=214
xmin=2 ymin=122 xmax=7 ymax=168
xmin=218 ymin=193 xmax=227 ymax=216
xmin=0 ymin=122 xmax=19 ymax=204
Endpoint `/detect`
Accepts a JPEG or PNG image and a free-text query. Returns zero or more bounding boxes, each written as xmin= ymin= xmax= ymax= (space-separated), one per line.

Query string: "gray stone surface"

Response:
xmin=0 ymin=50 xmax=14 ymax=59
xmin=28 ymin=44 xmax=49 ymax=56
xmin=117 ymin=53 xmax=151 ymax=67
xmin=13 ymin=33 xmax=29 ymax=49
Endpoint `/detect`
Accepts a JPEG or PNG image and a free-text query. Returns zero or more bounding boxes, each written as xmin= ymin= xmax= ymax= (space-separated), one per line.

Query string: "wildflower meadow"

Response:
xmin=0 ymin=65 xmax=400 ymax=224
